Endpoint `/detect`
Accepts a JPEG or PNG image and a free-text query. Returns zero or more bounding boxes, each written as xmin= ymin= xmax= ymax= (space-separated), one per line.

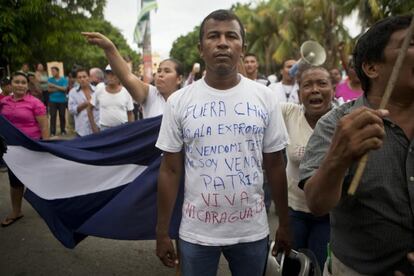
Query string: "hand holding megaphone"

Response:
xmin=289 ymin=41 xmax=326 ymax=78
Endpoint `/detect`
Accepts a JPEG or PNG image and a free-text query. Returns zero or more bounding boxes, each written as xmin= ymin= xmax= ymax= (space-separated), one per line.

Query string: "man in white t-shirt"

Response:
xmin=268 ymin=59 xmax=300 ymax=103
xmin=155 ymin=9 xmax=291 ymax=276
xmin=90 ymin=65 xmax=134 ymax=131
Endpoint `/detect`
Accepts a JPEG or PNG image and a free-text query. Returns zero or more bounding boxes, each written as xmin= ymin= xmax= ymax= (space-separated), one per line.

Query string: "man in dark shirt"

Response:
xmin=300 ymin=15 xmax=414 ymax=275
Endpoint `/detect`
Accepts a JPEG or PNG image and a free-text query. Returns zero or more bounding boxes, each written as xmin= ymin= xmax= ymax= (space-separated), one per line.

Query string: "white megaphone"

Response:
xmin=288 ymin=41 xmax=326 ymax=78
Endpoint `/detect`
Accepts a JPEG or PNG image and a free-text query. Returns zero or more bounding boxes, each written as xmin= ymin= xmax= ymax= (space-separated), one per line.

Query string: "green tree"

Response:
xmin=234 ymin=0 xmax=353 ymax=73
xmin=234 ymin=2 xmax=281 ymax=75
xmin=0 ymin=0 xmax=139 ymax=76
xmin=169 ymin=26 xmax=203 ymax=74
xmin=341 ymin=0 xmax=414 ymax=30
xmin=166 ymin=0 xmax=414 ymax=77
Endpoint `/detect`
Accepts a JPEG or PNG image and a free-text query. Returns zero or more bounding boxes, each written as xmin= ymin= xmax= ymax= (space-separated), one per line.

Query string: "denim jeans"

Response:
xmin=289 ymin=208 xmax=330 ymax=270
xmin=178 ymin=237 xmax=268 ymax=276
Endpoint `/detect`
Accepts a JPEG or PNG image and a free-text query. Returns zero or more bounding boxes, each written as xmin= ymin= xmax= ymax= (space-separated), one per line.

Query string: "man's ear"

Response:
xmin=362 ymin=61 xmax=379 ymax=80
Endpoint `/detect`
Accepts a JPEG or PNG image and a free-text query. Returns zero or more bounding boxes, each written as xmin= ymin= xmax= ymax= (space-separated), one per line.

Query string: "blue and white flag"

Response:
xmin=0 ymin=115 xmax=183 ymax=249
xmin=133 ymin=0 xmax=158 ymax=47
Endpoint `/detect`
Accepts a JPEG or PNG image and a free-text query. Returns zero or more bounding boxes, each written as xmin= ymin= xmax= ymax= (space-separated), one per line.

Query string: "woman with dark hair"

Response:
xmin=82 ymin=32 xmax=184 ymax=119
xmin=280 ymin=66 xmax=333 ymax=269
xmin=0 ymin=72 xmax=49 ymax=227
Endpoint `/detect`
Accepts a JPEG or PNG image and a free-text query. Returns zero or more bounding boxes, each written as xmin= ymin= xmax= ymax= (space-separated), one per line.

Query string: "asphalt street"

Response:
xmin=0 ymin=170 xmax=278 ymax=276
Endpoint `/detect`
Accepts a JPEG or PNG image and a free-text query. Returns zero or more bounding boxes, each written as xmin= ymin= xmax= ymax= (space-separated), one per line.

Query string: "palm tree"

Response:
xmin=342 ymin=0 xmax=414 ymax=31
xmin=234 ymin=0 xmax=412 ymax=74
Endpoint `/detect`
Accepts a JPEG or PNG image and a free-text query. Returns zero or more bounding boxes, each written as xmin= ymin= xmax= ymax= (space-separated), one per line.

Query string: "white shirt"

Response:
xmin=142 ymin=85 xmax=166 ymax=118
xmin=268 ymin=81 xmax=299 ymax=104
xmin=68 ymin=85 xmax=99 ymax=136
xmin=280 ymin=103 xmax=313 ymax=212
xmin=95 ymin=82 xmax=105 ymax=90
xmin=156 ymin=76 xmax=289 ymax=246
xmin=91 ymin=86 xmax=134 ymax=127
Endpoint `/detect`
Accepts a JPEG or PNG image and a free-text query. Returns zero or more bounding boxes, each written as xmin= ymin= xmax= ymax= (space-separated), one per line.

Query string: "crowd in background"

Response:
xmin=1 ymin=12 xmax=413 ymax=276
xmin=0 ymin=44 xmax=362 ymax=138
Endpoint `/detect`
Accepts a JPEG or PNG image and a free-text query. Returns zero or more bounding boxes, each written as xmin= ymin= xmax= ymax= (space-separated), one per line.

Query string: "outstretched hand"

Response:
xmin=81 ymin=32 xmax=115 ymax=51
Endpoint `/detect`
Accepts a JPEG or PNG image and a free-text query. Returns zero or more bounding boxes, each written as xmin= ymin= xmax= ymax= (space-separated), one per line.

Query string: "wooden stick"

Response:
xmin=348 ymin=15 xmax=414 ymax=195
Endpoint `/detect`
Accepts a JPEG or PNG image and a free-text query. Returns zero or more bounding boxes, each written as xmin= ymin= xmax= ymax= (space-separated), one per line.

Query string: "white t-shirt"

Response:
xmin=142 ymin=85 xmax=166 ymax=118
xmin=268 ymin=81 xmax=299 ymax=104
xmin=91 ymin=86 xmax=134 ymax=127
xmin=280 ymin=103 xmax=313 ymax=213
xmin=156 ymin=76 xmax=289 ymax=246
xmin=95 ymin=82 xmax=105 ymax=91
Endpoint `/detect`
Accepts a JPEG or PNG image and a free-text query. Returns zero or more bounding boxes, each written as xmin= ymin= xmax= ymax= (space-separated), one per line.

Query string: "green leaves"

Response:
xmin=170 ymin=26 xmax=203 ymax=75
xmin=0 ymin=0 xmax=139 ymax=74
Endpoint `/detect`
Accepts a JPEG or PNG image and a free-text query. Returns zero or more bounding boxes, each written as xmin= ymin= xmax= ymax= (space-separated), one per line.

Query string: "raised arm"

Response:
xmin=82 ymin=32 xmax=149 ymax=104
xmin=303 ymin=107 xmax=388 ymax=216
xmin=156 ymin=151 xmax=183 ymax=268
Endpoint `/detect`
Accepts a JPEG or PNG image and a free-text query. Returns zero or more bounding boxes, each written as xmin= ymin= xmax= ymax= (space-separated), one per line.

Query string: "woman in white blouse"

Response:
xmin=82 ymin=32 xmax=184 ymax=119
xmin=280 ymin=66 xmax=334 ymax=269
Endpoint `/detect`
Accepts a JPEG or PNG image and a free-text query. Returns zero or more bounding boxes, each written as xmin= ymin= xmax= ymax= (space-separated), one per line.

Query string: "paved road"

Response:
xmin=0 ymin=170 xmax=279 ymax=275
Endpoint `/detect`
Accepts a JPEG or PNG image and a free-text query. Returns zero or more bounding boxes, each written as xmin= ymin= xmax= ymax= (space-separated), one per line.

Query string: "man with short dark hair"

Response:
xmin=269 ymin=59 xmax=299 ymax=103
xmin=243 ymin=53 xmax=269 ymax=86
xmin=300 ymin=15 xmax=414 ymax=275
xmin=68 ymin=69 xmax=98 ymax=136
xmin=155 ymin=9 xmax=291 ymax=276
xmin=48 ymin=66 xmax=68 ymax=136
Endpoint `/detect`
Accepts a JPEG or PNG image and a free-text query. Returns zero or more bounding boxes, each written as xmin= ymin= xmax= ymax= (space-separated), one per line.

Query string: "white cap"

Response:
xmin=105 ymin=64 xmax=112 ymax=71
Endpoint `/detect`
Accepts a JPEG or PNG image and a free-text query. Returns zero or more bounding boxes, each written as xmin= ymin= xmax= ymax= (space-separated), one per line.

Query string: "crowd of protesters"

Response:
xmin=0 ymin=10 xmax=413 ymax=276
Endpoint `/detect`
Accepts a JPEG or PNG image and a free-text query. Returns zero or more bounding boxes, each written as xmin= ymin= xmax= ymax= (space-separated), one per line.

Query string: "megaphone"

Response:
xmin=264 ymin=241 xmax=321 ymax=276
xmin=288 ymin=41 xmax=326 ymax=78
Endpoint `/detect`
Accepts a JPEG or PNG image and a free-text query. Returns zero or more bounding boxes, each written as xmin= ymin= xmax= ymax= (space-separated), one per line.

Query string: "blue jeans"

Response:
xmin=178 ymin=237 xmax=268 ymax=276
xmin=289 ymin=208 xmax=330 ymax=270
